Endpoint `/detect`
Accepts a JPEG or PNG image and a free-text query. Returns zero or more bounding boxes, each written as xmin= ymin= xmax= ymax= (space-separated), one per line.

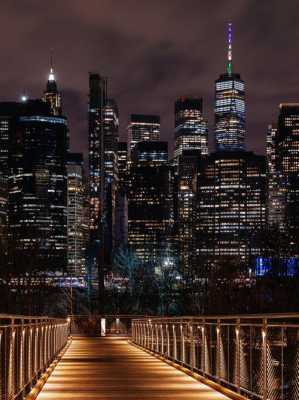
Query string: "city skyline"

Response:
xmin=0 ymin=1 xmax=299 ymax=156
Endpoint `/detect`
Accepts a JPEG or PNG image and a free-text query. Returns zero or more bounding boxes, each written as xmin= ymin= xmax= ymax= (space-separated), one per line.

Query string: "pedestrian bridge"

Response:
xmin=36 ymin=336 xmax=230 ymax=399
xmin=1 ymin=314 xmax=299 ymax=400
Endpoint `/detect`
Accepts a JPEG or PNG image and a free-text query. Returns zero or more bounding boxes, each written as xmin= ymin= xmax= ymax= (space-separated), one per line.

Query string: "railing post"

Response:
xmin=201 ymin=323 xmax=206 ymax=374
xmin=216 ymin=319 xmax=220 ymax=382
xmin=161 ymin=325 xmax=164 ymax=355
xmin=7 ymin=318 xmax=15 ymax=400
xmin=190 ymin=324 xmax=195 ymax=371
xmin=144 ymin=323 xmax=148 ymax=348
xmin=166 ymin=324 xmax=170 ymax=357
xmin=143 ymin=323 xmax=146 ymax=347
xmin=235 ymin=319 xmax=241 ymax=393
xmin=262 ymin=318 xmax=268 ymax=400
xmin=180 ymin=324 xmax=185 ymax=364
xmin=19 ymin=319 xmax=25 ymax=395
xmin=151 ymin=323 xmax=154 ymax=351
xmin=173 ymin=325 xmax=177 ymax=360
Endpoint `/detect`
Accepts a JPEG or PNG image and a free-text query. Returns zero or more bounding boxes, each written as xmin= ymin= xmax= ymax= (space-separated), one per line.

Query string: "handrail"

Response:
xmin=0 ymin=315 xmax=69 ymax=400
xmin=132 ymin=314 xmax=299 ymax=400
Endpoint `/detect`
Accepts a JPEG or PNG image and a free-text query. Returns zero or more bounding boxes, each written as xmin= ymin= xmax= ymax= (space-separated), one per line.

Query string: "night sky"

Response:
xmin=1 ymin=0 xmax=299 ymax=157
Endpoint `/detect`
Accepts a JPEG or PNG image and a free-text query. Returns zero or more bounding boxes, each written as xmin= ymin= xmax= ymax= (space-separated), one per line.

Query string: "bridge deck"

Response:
xmin=37 ymin=336 xmax=230 ymax=399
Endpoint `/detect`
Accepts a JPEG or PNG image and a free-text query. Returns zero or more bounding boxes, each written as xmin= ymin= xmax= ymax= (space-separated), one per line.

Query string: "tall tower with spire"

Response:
xmin=214 ymin=23 xmax=245 ymax=151
xmin=43 ymin=55 xmax=62 ymax=115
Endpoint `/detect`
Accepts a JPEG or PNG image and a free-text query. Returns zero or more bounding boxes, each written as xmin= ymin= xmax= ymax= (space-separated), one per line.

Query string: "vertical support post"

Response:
xmin=8 ymin=318 xmax=15 ymax=400
xmin=145 ymin=323 xmax=148 ymax=349
xmin=19 ymin=319 xmax=25 ymax=393
xmin=180 ymin=324 xmax=185 ymax=364
xmin=151 ymin=323 xmax=154 ymax=351
xmin=235 ymin=319 xmax=241 ymax=393
xmin=166 ymin=324 xmax=170 ymax=357
xmin=161 ymin=325 xmax=164 ymax=355
xmin=262 ymin=318 xmax=268 ymax=400
xmin=216 ymin=319 xmax=221 ymax=382
xmin=143 ymin=323 xmax=146 ymax=347
xmin=281 ymin=327 xmax=284 ymax=400
xmin=155 ymin=325 xmax=159 ymax=353
xmin=202 ymin=323 xmax=206 ymax=374
xmin=190 ymin=324 xmax=195 ymax=371
xmin=173 ymin=325 xmax=177 ymax=360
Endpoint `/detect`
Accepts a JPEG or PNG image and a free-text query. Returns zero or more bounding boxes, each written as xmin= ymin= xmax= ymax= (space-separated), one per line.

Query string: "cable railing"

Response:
xmin=0 ymin=314 xmax=69 ymax=400
xmin=132 ymin=314 xmax=299 ymax=400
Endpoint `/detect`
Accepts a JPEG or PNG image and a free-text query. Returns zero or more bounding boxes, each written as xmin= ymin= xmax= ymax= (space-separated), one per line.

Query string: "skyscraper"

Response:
xmin=115 ymin=142 xmax=128 ymax=248
xmin=7 ymin=99 xmax=68 ymax=272
xmin=102 ymin=98 xmax=119 ymax=261
xmin=128 ymin=114 xmax=160 ymax=152
xmin=88 ymin=73 xmax=107 ymax=240
xmin=67 ymin=153 xmax=86 ymax=277
xmin=117 ymin=142 xmax=128 ymax=189
xmin=270 ymin=104 xmax=299 ymax=239
xmin=196 ymin=151 xmax=267 ymax=264
xmin=267 ymin=124 xmax=285 ymax=229
xmin=128 ymin=141 xmax=173 ymax=264
xmin=215 ymin=23 xmax=245 ymax=151
xmin=175 ymin=150 xmax=201 ymax=275
xmin=88 ymin=74 xmax=119 ymax=302
xmin=42 ymin=58 xmax=62 ymax=116
xmin=174 ymin=97 xmax=208 ymax=158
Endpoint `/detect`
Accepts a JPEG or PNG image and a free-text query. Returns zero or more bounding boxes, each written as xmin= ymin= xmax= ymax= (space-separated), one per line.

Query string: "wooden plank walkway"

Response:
xmin=37 ymin=337 xmax=230 ymax=399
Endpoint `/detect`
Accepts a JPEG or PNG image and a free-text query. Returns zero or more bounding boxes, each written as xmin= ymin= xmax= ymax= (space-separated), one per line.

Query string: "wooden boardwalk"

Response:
xmin=37 ymin=337 xmax=230 ymax=399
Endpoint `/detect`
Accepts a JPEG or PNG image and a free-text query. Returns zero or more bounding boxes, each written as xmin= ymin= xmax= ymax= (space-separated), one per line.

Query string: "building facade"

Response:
xmin=196 ymin=151 xmax=267 ymax=265
xmin=88 ymin=73 xmax=107 ymax=240
xmin=267 ymin=124 xmax=285 ymax=229
xmin=115 ymin=142 xmax=128 ymax=248
xmin=174 ymin=97 xmax=208 ymax=159
xmin=128 ymin=141 xmax=173 ymax=264
xmin=175 ymin=150 xmax=201 ymax=275
xmin=274 ymin=104 xmax=299 ymax=239
xmin=67 ymin=153 xmax=86 ymax=277
xmin=128 ymin=114 xmax=160 ymax=153
xmin=7 ymin=100 xmax=68 ymax=273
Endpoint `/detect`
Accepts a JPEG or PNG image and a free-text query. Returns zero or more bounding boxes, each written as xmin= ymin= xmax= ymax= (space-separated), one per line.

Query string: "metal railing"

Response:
xmin=0 ymin=315 xmax=69 ymax=400
xmin=132 ymin=314 xmax=299 ymax=400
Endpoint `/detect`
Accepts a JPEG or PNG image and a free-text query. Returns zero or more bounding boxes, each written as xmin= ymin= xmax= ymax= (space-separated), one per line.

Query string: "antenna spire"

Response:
xmin=48 ymin=50 xmax=55 ymax=82
xmin=227 ymin=22 xmax=233 ymax=75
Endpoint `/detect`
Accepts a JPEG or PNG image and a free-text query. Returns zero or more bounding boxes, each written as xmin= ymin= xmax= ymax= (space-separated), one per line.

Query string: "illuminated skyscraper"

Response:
xmin=88 ymin=74 xmax=119 ymax=293
xmin=6 ymin=100 xmax=68 ymax=272
xmin=88 ymin=73 xmax=107 ymax=240
xmin=196 ymin=151 xmax=267 ymax=264
xmin=174 ymin=97 xmax=208 ymax=158
xmin=215 ymin=23 xmax=245 ymax=151
xmin=115 ymin=142 xmax=128 ymax=248
xmin=102 ymin=98 xmax=119 ymax=259
xmin=267 ymin=124 xmax=285 ymax=229
xmin=128 ymin=114 xmax=160 ymax=152
xmin=67 ymin=153 xmax=86 ymax=277
xmin=176 ymin=150 xmax=201 ymax=275
xmin=42 ymin=57 xmax=62 ymax=116
xmin=0 ymin=108 xmax=14 ymax=248
xmin=117 ymin=142 xmax=128 ymax=189
xmin=128 ymin=141 xmax=173 ymax=263
xmin=270 ymin=104 xmax=299 ymax=239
